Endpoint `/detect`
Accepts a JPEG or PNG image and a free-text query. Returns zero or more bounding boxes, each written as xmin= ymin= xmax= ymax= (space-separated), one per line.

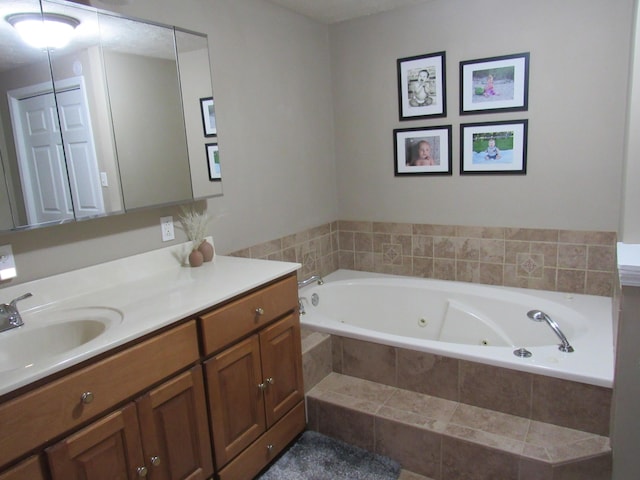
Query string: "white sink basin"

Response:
xmin=0 ymin=307 xmax=123 ymax=373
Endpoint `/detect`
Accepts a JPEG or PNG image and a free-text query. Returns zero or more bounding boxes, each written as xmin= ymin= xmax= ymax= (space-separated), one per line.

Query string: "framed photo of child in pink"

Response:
xmin=393 ymin=125 xmax=452 ymax=176
xmin=459 ymin=52 xmax=529 ymax=114
xmin=397 ymin=51 xmax=447 ymax=120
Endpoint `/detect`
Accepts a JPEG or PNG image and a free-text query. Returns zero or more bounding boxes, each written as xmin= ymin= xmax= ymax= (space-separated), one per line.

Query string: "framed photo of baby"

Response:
xmin=459 ymin=52 xmax=530 ymax=114
xmin=393 ymin=125 xmax=452 ymax=176
xmin=460 ymin=120 xmax=528 ymax=175
xmin=397 ymin=51 xmax=447 ymax=120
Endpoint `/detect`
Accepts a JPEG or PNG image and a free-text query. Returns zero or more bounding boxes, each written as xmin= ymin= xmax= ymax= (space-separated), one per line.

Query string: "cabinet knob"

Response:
xmin=150 ymin=456 xmax=161 ymax=467
xmin=258 ymin=382 xmax=267 ymax=391
xmin=81 ymin=392 xmax=94 ymax=404
xmin=136 ymin=466 xmax=148 ymax=477
xmin=267 ymin=444 xmax=274 ymax=452
xmin=255 ymin=307 xmax=265 ymax=316
xmin=265 ymin=377 xmax=274 ymax=385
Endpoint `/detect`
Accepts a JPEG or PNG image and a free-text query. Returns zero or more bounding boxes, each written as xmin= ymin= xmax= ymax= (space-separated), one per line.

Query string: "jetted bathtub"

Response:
xmin=298 ymin=270 xmax=614 ymax=387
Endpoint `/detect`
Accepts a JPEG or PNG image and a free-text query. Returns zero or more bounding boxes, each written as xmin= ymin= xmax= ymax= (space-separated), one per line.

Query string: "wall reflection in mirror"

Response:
xmin=0 ymin=0 xmax=220 ymax=233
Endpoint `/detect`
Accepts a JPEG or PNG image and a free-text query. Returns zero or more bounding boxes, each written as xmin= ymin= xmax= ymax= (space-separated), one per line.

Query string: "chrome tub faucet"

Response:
xmin=527 ymin=309 xmax=574 ymax=353
xmin=297 ymin=275 xmax=324 ymax=289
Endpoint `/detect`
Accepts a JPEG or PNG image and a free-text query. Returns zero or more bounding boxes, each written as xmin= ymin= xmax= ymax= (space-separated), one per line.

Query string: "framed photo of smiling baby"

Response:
xmin=397 ymin=51 xmax=447 ymax=120
xmin=394 ymin=125 xmax=452 ymax=176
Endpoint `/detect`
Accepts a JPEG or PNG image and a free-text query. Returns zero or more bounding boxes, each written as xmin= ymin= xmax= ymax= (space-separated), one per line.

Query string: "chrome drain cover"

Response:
xmin=513 ymin=347 xmax=532 ymax=358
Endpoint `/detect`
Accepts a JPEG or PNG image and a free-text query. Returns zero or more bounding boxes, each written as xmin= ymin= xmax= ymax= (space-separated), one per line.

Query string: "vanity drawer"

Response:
xmin=0 ymin=320 xmax=199 ymax=468
xmin=0 ymin=455 xmax=46 ymax=480
xmin=200 ymin=274 xmax=297 ymax=355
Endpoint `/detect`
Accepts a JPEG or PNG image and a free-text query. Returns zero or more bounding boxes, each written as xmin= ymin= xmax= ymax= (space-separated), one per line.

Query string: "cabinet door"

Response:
xmin=205 ymin=335 xmax=265 ymax=468
xmin=259 ymin=313 xmax=304 ymax=427
xmin=136 ymin=365 xmax=213 ymax=480
xmin=47 ymin=403 xmax=145 ymax=480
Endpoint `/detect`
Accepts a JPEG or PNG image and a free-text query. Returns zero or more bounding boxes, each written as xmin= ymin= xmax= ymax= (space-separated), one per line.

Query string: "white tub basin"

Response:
xmin=0 ymin=307 xmax=123 ymax=373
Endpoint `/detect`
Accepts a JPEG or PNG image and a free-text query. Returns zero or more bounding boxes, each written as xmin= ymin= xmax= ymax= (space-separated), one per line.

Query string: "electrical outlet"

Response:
xmin=160 ymin=216 xmax=175 ymax=242
xmin=0 ymin=244 xmax=16 ymax=280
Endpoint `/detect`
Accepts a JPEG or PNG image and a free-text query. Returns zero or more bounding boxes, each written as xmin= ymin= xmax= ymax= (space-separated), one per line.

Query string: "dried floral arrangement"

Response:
xmin=178 ymin=206 xmax=214 ymax=266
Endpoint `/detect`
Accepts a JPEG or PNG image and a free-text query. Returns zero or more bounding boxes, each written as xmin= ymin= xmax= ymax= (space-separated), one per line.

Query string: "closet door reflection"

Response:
xmin=0 ymin=0 xmax=68 ymax=229
xmin=99 ymin=13 xmax=192 ymax=210
xmin=44 ymin=0 xmax=123 ymax=221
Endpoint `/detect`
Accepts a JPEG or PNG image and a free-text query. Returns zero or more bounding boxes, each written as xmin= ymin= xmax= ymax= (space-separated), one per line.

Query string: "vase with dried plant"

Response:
xmin=178 ymin=206 xmax=214 ymax=266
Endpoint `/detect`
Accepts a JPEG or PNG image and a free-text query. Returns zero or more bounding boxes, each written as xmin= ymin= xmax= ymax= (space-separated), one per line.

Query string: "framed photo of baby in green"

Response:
xmin=460 ymin=52 xmax=530 ymax=114
xmin=397 ymin=51 xmax=447 ymax=120
xmin=460 ymin=120 xmax=528 ymax=175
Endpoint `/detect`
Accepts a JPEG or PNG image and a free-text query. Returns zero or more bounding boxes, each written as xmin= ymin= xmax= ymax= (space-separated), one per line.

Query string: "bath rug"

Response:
xmin=256 ymin=430 xmax=401 ymax=480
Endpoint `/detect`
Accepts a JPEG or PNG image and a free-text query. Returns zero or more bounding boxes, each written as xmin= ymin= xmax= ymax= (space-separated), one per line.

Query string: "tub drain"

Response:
xmin=513 ymin=347 xmax=532 ymax=358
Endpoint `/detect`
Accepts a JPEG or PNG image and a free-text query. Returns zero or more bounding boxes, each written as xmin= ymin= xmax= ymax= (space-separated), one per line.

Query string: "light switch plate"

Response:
xmin=0 ymin=244 xmax=16 ymax=280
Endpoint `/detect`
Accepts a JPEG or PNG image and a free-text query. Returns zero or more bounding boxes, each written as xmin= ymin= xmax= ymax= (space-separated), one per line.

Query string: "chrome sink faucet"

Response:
xmin=0 ymin=293 xmax=33 ymax=333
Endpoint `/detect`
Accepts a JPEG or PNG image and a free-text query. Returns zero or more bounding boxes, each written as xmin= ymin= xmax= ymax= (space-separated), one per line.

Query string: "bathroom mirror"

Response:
xmin=175 ymin=28 xmax=223 ymax=199
xmin=98 ymin=11 xmax=192 ymax=210
xmin=0 ymin=0 xmax=221 ymax=231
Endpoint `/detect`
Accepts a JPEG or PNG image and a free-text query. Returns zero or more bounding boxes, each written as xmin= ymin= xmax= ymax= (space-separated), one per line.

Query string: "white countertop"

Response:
xmin=0 ymin=241 xmax=300 ymax=397
xmin=618 ymin=242 xmax=640 ymax=287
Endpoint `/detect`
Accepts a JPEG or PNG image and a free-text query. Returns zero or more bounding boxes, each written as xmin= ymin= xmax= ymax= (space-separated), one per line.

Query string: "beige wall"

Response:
xmin=621 ymin=0 xmax=640 ymax=243
xmin=0 ymin=0 xmax=636 ymax=286
xmin=331 ymin=0 xmax=633 ymax=231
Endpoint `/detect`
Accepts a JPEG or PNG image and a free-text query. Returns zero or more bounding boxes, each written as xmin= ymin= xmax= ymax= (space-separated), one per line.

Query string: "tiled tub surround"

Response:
xmin=300 ymin=331 xmax=612 ymax=480
xmin=229 ymin=221 xmax=616 ymax=297
xmin=306 ymin=373 xmax=612 ymax=480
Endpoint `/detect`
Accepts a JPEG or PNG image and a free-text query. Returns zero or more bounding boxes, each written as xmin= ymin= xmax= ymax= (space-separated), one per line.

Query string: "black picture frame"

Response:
xmin=200 ymin=97 xmax=216 ymax=137
xmin=460 ymin=120 xmax=528 ymax=175
xmin=393 ymin=125 xmax=452 ymax=176
xmin=205 ymin=142 xmax=221 ymax=181
xmin=459 ymin=52 xmax=530 ymax=115
xmin=397 ymin=51 xmax=447 ymax=120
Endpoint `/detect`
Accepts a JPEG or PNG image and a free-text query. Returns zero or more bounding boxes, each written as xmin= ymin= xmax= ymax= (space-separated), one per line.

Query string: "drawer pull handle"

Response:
xmin=137 ymin=466 xmax=148 ymax=477
xmin=150 ymin=456 xmax=161 ymax=467
xmin=81 ymin=392 xmax=94 ymax=404
xmin=255 ymin=307 xmax=265 ymax=316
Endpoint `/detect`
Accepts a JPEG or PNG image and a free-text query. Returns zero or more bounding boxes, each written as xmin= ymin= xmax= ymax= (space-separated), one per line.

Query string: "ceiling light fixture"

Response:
xmin=6 ymin=12 xmax=80 ymax=49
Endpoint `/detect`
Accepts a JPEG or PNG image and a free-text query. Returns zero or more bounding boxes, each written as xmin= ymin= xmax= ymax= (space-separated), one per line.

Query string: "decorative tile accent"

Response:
xmin=382 ymin=243 xmax=403 ymax=265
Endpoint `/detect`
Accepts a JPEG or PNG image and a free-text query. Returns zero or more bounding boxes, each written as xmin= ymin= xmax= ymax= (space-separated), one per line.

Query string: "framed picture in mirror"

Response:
xmin=206 ymin=143 xmax=221 ymax=180
xmin=200 ymin=97 xmax=216 ymax=136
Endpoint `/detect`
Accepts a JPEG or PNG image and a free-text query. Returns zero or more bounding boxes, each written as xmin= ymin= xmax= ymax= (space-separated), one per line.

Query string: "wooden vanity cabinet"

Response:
xmin=46 ymin=365 xmax=213 ymax=480
xmin=201 ymin=274 xmax=305 ymax=479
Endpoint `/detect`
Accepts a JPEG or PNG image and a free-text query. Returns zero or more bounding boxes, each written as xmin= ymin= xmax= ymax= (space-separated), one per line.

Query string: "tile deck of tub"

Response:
xmin=301 ymin=330 xmax=612 ymax=480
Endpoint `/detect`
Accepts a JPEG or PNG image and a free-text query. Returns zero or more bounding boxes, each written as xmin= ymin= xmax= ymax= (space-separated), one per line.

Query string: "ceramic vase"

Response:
xmin=198 ymin=240 xmax=214 ymax=262
xmin=188 ymin=249 xmax=204 ymax=267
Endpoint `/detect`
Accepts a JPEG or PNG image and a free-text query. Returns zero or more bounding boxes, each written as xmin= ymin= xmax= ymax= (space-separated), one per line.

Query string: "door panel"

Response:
xmin=205 ymin=335 xmax=265 ymax=467
xmin=260 ymin=314 xmax=304 ymax=427
xmin=136 ymin=366 xmax=213 ymax=480
xmin=46 ymin=403 xmax=145 ymax=480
